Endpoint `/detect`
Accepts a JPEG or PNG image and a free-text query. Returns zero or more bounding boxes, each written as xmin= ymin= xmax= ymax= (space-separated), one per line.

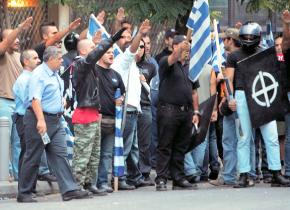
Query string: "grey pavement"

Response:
xmin=1 ymin=182 xmax=290 ymax=210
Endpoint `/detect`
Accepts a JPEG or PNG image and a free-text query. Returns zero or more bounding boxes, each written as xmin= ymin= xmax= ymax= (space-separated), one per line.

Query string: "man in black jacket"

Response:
xmin=71 ymin=28 xmax=125 ymax=194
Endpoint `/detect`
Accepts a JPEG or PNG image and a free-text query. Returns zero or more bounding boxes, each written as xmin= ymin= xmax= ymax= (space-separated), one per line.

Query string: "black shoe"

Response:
xmin=99 ymin=184 xmax=114 ymax=193
xmin=83 ymin=184 xmax=107 ymax=196
xmin=144 ymin=176 xmax=155 ymax=186
xmin=156 ymin=180 xmax=167 ymax=191
xmin=234 ymin=173 xmax=248 ymax=188
xmin=132 ymin=178 xmax=154 ymax=188
xmin=263 ymin=177 xmax=272 ymax=184
xmin=118 ymin=181 xmax=136 ymax=190
xmin=38 ymin=173 xmax=57 ymax=182
xmin=172 ymin=179 xmax=197 ymax=190
xmin=186 ymin=175 xmax=199 ymax=184
xmin=17 ymin=194 xmax=37 ymax=203
xmin=199 ymin=175 xmax=208 ymax=182
xmin=62 ymin=189 xmax=90 ymax=201
xmin=271 ymin=172 xmax=290 ymax=187
xmin=209 ymin=170 xmax=219 ymax=180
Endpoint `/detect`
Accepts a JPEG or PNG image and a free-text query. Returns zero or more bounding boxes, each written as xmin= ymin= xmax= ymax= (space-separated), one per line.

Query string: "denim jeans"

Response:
xmin=221 ymin=113 xmax=238 ymax=183
xmin=202 ymin=123 xmax=220 ymax=176
xmin=121 ymin=112 xmax=143 ymax=184
xmin=285 ymin=113 xmax=290 ymax=176
xmin=235 ymin=90 xmax=281 ymax=173
xmin=184 ymin=139 xmax=207 ymax=180
xmin=0 ymin=98 xmax=20 ymax=180
xmin=150 ymin=89 xmax=158 ymax=169
xmin=97 ymin=125 xmax=114 ymax=187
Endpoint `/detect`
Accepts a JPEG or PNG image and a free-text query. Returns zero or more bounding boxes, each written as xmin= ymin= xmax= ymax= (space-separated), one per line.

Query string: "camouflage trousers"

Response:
xmin=72 ymin=121 xmax=101 ymax=186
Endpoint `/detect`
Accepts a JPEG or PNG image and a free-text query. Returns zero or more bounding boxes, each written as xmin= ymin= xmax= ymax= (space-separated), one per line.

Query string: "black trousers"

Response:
xmin=155 ymin=104 xmax=193 ymax=182
xmin=18 ymin=110 xmax=78 ymax=197
xmin=137 ymin=105 xmax=152 ymax=176
xmin=14 ymin=114 xmax=25 ymax=178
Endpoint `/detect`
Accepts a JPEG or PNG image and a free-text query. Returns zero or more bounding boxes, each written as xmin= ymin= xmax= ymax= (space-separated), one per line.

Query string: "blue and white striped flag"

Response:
xmin=266 ymin=20 xmax=274 ymax=47
xmin=211 ymin=21 xmax=226 ymax=72
xmin=113 ymin=88 xmax=125 ymax=177
xmin=87 ymin=14 xmax=122 ymax=57
xmin=188 ymin=0 xmax=212 ymax=82
xmin=186 ymin=1 xmax=197 ymax=30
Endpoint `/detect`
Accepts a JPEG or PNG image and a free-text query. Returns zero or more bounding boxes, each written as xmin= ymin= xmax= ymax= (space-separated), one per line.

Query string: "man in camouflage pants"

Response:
xmin=71 ymin=29 xmax=125 ymax=195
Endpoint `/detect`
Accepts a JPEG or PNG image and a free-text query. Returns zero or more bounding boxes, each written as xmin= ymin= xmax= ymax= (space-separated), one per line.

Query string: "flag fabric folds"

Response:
xmin=87 ymin=14 xmax=122 ymax=57
xmin=188 ymin=0 xmax=212 ymax=82
xmin=265 ymin=20 xmax=274 ymax=48
xmin=113 ymin=88 xmax=125 ymax=177
xmin=211 ymin=21 xmax=226 ymax=72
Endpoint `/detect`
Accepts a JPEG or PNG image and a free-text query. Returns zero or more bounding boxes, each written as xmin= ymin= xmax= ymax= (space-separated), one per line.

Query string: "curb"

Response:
xmin=0 ymin=181 xmax=59 ymax=199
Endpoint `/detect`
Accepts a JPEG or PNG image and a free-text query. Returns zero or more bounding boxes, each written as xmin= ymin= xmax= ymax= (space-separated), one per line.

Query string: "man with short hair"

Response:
xmin=34 ymin=18 xmax=81 ymax=61
xmin=72 ymin=28 xmax=125 ymax=194
xmin=17 ymin=46 xmax=89 ymax=202
xmin=0 ymin=16 xmax=33 ymax=180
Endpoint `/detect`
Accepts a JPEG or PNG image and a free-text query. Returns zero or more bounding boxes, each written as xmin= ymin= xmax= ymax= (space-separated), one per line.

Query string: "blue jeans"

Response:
xmin=235 ymin=91 xmax=281 ymax=173
xmin=202 ymin=123 xmax=220 ymax=176
xmin=97 ymin=125 xmax=115 ymax=187
xmin=0 ymin=98 xmax=20 ymax=180
xmin=184 ymin=139 xmax=207 ymax=180
xmin=150 ymin=89 xmax=158 ymax=168
xmin=121 ymin=112 xmax=143 ymax=183
xmin=285 ymin=113 xmax=290 ymax=176
xmin=221 ymin=113 xmax=238 ymax=183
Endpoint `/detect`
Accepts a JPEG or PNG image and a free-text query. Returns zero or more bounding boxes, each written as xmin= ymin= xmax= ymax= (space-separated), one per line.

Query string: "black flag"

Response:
xmin=187 ymin=94 xmax=216 ymax=152
xmin=237 ymin=47 xmax=287 ymax=128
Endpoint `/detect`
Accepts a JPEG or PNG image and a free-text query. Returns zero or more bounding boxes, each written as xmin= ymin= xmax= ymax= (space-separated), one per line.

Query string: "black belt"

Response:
xmin=159 ymin=102 xmax=192 ymax=112
xmin=28 ymin=107 xmax=63 ymax=117
xmin=126 ymin=110 xmax=139 ymax=115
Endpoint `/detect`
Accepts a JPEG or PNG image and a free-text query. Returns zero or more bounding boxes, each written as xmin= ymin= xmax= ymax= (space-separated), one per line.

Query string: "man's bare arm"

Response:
xmin=31 ymin=99 xmax=46 ymax=135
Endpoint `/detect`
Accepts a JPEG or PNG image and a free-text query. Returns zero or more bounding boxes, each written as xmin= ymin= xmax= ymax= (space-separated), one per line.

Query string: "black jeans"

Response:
xmin=155 ymin=104 xmax=193 ymax=182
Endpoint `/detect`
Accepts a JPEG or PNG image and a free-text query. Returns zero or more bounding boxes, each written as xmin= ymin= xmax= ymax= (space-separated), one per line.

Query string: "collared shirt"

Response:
xmin=0 ymin=51 xmax=22 ymax=99
xmin=28 ymin=63 xmax=64 ymax=114
xmin=12 ymin=70 xmax=32 ymax=115
xmin=111 ymin=47 xmax=141 ymax=111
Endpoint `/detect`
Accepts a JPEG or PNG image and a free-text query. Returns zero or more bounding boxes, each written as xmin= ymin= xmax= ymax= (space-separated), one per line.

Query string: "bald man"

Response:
xmin=0 ymin=17 xmax=33 ymax=180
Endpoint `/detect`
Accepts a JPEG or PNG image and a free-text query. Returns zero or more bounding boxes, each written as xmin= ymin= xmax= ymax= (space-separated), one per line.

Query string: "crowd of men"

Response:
xmin=0 ymin=7 xmax=290 ymax=203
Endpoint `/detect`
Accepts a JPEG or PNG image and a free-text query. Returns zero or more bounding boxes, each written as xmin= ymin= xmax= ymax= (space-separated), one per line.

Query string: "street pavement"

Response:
xmin=1 ymin=182 xmax=290 ymax=210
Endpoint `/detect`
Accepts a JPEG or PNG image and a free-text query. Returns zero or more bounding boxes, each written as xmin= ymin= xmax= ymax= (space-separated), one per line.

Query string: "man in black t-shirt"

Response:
xmin=155 ymin=35 xmax=200 ymax=191
xmin=281 ymin=10 xmax=290 ymax=180
xmin=226 ymin=22 xmax=290 ymax=188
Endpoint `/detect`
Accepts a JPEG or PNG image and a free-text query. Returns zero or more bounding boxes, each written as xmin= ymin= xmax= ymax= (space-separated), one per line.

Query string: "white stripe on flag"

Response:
xmin=114 ymin=156 xmax=125 ymax=167
xmin=188 ymin=0 xmax=212 ymax=82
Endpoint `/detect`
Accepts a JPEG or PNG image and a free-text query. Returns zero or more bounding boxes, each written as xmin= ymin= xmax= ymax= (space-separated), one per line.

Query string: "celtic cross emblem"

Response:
xmin=251 ymin=71 xmax=279 ymax=107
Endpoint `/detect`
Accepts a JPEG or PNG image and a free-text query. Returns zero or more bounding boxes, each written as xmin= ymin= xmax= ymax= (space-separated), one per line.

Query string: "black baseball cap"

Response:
xmin=172 ymin=35 xmax=187 ymax=45
xmin=165 ymin=28 xmax=177 ymax=39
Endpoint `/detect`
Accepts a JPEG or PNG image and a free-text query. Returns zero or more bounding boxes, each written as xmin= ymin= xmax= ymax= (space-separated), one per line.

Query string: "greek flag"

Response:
xmin=265 ymin=20 xmax=274 ymax=47
xmin=211 ymin=22 xmax=226 ymax=72
xmin=60 ymin=116 xmax=74 ymax=166
xmin=113 ymin=88 xmax=125 ymax=177
xmin=87 ymin=14 xmax=122 ymax=57
xmin=188 ymin=0 xmax=212 ymax=81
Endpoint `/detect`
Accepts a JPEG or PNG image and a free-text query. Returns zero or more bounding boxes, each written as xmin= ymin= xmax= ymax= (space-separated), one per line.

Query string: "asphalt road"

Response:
xmin=1 ymin=182 xmax=290 ymax=210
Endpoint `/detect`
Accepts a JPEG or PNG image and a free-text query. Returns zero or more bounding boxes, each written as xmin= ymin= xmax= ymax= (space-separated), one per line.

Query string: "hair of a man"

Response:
xmin=43 ymin=46 xmax=61 ymax=62
xmin=39 ymin=22 xmax=56 ymax=37
xmin=20 ymin=49 xmax=35 ymax=66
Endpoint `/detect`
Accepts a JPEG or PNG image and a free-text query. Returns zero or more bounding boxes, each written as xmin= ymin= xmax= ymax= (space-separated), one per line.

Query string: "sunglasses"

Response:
xmin=139 ymin=45 xmax=145 ymax=49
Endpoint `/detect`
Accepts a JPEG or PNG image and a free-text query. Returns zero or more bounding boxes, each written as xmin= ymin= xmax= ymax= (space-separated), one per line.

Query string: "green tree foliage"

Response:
xmin=237 ymin=0 xmax=290 ymax=13
xmin=40 ymin=0 xmax=221 ymax=24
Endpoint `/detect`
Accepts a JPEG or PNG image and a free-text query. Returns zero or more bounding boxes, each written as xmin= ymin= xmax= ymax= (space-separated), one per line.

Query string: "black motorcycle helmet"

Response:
xmin=64 ymin=32 xmax=79 ymax=51
xmin=239 ymin=22 xmax=262 ymax=50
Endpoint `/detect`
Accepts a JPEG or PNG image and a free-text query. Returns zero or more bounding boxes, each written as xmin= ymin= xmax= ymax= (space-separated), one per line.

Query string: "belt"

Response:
xmin=28 ymin=107 xmax=63 ymax=117
xmin=126 ymin=110 xmax=138 ymax=115
xmin=159 ymin=102 xmax=192 ymax=112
